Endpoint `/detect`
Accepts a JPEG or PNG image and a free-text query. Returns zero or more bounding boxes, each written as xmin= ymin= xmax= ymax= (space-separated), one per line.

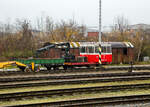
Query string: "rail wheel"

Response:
xmin=24 ymin=66 xmax=32 ymax=72
xmin=46 ymin=67 xmax=51 ymax=70
xmin=18 ymin=66 xmax=26 ymax=72
xmin=44 ymin=65 xmax=51 ymax=70
xmin=34 ymin=65 xmax=40 ymax=72
xmin=63 ymin=66 xmax=68 ymax=70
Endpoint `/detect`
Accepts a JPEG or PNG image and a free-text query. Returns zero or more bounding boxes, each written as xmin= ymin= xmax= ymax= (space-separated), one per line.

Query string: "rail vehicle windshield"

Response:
xmin=102 ymin=45 xmax=112 ymax=54
xmin=106 ymin=46 xmax=112 ymax=53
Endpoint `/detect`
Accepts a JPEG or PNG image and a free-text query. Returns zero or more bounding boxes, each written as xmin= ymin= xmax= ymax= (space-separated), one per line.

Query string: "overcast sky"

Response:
xmin=0 ymin=0 xmax=150 ymax=27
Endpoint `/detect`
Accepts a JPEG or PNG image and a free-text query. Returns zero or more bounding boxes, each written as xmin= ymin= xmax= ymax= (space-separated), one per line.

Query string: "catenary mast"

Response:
xmin=99 ymin=0 xmax=102 ymax=43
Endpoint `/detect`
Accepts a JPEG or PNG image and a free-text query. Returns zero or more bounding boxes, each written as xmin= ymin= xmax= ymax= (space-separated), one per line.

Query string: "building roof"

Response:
xmin=129 ymin=24 xmax=150 ymax=30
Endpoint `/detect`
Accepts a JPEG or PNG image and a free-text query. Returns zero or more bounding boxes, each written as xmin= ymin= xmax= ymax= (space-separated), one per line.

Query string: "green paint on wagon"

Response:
xmin=15 ymin=58 xmax=65 ymax=65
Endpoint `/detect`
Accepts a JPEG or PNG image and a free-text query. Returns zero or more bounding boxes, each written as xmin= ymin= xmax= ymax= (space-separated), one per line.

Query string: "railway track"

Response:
xmin=1 ymin=74 xmax=150 ymax=89
xmin=0 ymin=66 xmax=150 ymax=106
xmin=1 ymin=83 xmax=150 ymax=102
xmin=1 ymin=71 xmax=150 ymax=83
xmin=6 ymin=94 xmax=150 ymax=107
xmin=0 ymin=68 xmax=103 ymax=76
xmin=0 ymin=69 xmax=150 ymax=106
xmin=0 ymin=64 xmax=150 ymax=76
xmin=104 ymin=64 xmax=150 ymax=70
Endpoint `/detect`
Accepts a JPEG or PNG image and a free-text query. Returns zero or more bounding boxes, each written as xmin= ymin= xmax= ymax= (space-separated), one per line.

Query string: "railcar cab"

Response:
xmin=79 ymin=42 xmax=112 ymax=64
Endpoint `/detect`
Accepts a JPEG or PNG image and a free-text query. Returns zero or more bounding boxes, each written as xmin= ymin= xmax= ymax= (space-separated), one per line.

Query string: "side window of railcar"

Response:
xmin=106 ymin=46 xmax=112 ymax=53
xmin=102 ymin=46 xmax=106 ymax=53
xmin=95 ymin=46 xmax=99 ymax=53
xmin=88 ymin=46 xmax=94 ymax=53
xmin=80 ymin=47 xmax=86 ymax=53
xmin=86 ymin=47 xmax=89 ymax=53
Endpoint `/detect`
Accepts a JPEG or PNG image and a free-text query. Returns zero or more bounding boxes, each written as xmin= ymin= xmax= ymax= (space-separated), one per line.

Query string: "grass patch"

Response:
xmin=135 ymin=61 xmax=150 ymax=65
xmin=105 ymin=61 xmax=150 ymax=66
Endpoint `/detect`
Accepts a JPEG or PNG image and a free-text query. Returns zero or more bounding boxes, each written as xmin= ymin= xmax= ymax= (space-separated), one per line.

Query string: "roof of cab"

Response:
xmin=108 ymin=42 xmax=134 ymax=48
xmin=51 ymin=42 xmax=134 ymax=48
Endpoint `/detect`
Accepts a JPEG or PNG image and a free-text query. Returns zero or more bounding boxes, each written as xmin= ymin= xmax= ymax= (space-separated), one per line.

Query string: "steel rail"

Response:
xmin=0 ymin=64 xmax=150 ymax=76
xmin=6 ymin=94 xmax=150 ymax=107
xmin=1 ymin=83 xmax=150 ymax=102
xmin=0 ymin=68 xmax=103 ymax=75
xmin=1 ymin=75 xmax=150 ymax=89
xmin=1 ymin=72 xmax=150 ymax=83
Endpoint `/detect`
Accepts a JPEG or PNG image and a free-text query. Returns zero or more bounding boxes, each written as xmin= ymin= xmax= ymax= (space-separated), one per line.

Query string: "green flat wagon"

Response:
xmin=15 ymin=58 xmax=65 ymax=71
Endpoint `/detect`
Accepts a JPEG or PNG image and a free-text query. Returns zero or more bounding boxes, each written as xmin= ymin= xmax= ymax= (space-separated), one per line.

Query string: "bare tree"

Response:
xmin=111 ymin=16 xmax=130 ymax=41
xmin=54 ymin=20 xmax=79 ymax=42
xmin=45 ymin=16 xmax=57 ymax=42
xmin=113 ymin=16 xmax=129 ymax=33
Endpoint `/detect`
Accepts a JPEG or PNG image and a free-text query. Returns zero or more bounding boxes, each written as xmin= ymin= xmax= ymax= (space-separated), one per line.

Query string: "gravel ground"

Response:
xmin=0 ymin=70 xmax=128 ymax=78
xmin=102 ymin=103 xmax=150 ymax=107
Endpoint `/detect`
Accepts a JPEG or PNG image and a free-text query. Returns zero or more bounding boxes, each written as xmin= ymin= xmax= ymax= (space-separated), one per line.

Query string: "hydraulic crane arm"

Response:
xmin=0 ymin=61 xmax=26 ymax=69
xmin=36 ymin=42 xmax=70 ymax=54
